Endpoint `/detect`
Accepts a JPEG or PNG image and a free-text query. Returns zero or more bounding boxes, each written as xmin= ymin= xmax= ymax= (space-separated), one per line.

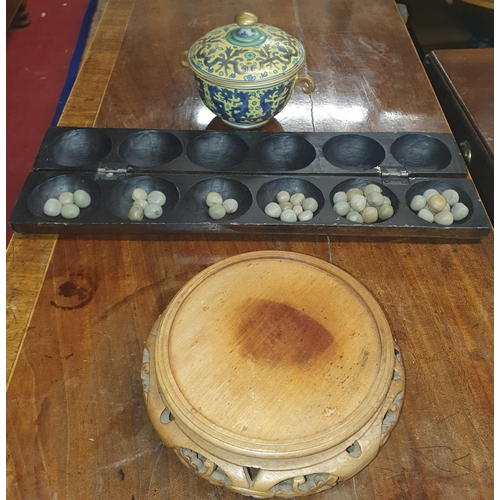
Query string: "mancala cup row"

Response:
xmin=9 ymin=173 xmax=490 ymax=239
xmin=33 ymin=127 xmax=468 ymax=177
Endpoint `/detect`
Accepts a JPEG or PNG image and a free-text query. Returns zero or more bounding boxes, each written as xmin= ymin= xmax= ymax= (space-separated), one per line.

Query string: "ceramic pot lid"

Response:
xmin=187 ymin=12 xmax=306 ymax=86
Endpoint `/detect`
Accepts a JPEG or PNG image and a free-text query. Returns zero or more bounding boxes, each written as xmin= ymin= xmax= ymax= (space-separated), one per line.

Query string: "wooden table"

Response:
xmin=425 ymin=48 xmax=494 ymax=223
xmin=6 ymin=0 xmax=494 ymax=498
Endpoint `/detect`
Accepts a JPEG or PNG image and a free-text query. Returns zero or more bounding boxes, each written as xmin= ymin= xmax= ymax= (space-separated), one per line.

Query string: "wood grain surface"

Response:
xmin=428 ymin=48 xmax=494 ymax=156
xmin=6 ymin=0 xmax=135 ymax=384
xmin=425 ymin=48 xmax=494 ymax=223
xmin=6 ymin=235 xmax=57 ymax=382
xmin=93 ymin=0 xmax=449 ymax=133
xmin=6 ymin=0 xmax=494 ymax=498
xmin=59 ymin=0 xmax=136 ymax=128
xmin=6 ymin=235 xmax=494 ymax=499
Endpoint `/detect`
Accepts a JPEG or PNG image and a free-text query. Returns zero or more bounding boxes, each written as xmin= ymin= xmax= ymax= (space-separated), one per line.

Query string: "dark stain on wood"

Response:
xmin=50 ymin=271 xmax=98 ymax=311
xmin=237 ymin=299 xmax=332 ymax=366
xmin=58 ymin=281 xmax=87 ymax=300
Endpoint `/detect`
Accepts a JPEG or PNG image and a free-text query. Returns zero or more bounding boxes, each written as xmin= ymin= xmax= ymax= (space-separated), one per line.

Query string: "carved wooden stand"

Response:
xmin=142 ymin=251 xmax=405 ymax=498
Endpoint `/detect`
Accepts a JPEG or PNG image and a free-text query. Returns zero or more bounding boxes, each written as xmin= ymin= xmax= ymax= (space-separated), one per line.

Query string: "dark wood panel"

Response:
xmin=427 ymin=48 xmax=493 ymax=155
xmin=94 ymin=0 xmax=449 ymax=133
xmin=425 ymin=48 xmax=493 ymax=222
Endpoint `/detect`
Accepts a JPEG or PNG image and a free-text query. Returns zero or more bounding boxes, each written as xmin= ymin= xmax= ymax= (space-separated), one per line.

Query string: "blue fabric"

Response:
xmin=51 ymin=0 xmax=98 ymax=126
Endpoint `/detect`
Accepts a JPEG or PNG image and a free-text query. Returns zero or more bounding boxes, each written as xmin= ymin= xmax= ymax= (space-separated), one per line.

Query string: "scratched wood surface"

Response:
xmin=6 ymin=0 xmax=493 ymax=498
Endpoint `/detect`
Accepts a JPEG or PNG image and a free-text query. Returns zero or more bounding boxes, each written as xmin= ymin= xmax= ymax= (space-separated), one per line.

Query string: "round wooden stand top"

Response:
xmin=155 ymin=251 xmax=394 ymax=461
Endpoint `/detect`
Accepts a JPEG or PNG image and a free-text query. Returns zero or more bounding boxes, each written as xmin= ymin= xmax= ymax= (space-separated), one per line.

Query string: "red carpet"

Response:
xmin=6 ymin=0 xmax=96 ymax=245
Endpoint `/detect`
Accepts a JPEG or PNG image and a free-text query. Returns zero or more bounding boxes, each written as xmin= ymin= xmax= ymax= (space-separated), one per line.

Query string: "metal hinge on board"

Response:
xmin=375 ymin=166 xmax=410 ymax=182
xmin=96 ymin=162 xmax=129 ymax=179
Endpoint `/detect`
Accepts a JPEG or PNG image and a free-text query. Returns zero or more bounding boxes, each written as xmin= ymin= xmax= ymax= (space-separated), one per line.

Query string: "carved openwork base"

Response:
xmin=174 ymin=446 xmax=339 ymax=498
xmin=142 ymin=327 xmax=405 ymax=498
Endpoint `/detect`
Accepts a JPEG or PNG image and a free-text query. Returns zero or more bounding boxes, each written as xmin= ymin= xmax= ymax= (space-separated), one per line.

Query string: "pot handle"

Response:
xmin=180 ymin=50 xmax=189 ymax=68
xmin=296 ymin=74 xmax=315 ymax=94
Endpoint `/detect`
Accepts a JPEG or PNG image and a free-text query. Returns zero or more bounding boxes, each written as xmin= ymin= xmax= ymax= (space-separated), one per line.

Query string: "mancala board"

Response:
xmin=9 ymin=127 xmax=491 ymax=238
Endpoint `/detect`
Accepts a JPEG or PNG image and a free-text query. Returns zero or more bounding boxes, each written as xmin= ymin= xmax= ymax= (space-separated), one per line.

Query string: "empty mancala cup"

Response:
xmin=181 ymin=12 xmax=315 ymax=129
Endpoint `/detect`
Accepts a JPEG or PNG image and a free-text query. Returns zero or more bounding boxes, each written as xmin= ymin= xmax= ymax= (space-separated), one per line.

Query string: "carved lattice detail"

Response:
xmin=381 ymin=340 xmax=405 ymax=438
xmin=268 ymin=473 xmax=339 ymax=497
xmin=174 ymin=447 xmax=340 ymax=498
xmin=175 ymin=448 xmax=231 ymax=488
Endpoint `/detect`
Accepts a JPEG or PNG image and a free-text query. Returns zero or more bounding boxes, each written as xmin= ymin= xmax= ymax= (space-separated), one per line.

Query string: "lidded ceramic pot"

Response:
xmin=182 ymin=12 xmax=315 ymax=129
xmin=142 ymin=251 xmax=405 ymax=498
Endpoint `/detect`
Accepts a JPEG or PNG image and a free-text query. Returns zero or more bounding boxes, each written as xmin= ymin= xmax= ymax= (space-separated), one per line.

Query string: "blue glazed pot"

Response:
xmin=182 ymin=12 xmax=315 ymax=129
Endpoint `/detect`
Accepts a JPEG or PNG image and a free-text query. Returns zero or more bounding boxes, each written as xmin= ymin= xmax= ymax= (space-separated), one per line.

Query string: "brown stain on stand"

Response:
xmin=237 ymin=299 xmax=333 ymax=366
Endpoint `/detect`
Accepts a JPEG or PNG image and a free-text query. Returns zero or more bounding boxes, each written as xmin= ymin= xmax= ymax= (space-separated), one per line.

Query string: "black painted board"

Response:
xmin=9 ymin=172 xmax=491 ymax=239
xmin=32 ymin=127 xmax=468 ymax=178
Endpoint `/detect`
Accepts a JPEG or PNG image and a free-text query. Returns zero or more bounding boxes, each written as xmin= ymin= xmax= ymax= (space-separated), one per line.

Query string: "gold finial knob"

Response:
xmin=234 ymin=12 xmax=258 ymax=26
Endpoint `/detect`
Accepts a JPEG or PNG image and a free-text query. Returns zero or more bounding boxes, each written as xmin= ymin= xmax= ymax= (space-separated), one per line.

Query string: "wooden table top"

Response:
xmin=427 ymin=48 xmax=494 ymax=157
xmin=6 ymin=0 xmax=493 ymax=499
